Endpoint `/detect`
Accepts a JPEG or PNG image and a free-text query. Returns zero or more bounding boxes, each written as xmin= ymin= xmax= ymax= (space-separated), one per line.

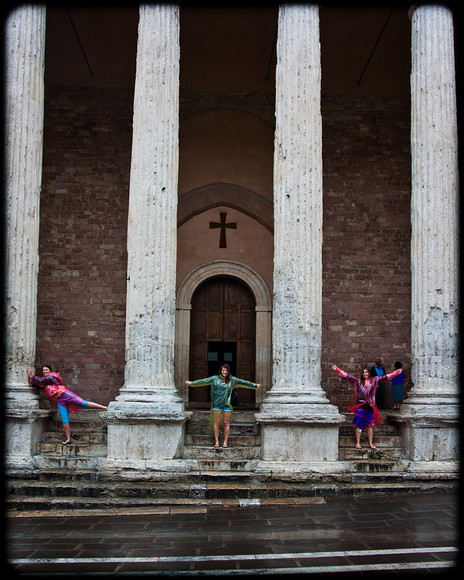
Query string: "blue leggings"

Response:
xmin=57 ymin=401 xmax=88 ymax=424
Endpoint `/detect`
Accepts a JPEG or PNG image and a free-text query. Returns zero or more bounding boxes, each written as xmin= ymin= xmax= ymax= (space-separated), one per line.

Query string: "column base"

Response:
xmin=106 ymin=399 xmax=192 ymax=469
xmin=255 ymin=408 xmax=345 ymax=463
xmin=391 ymin=402 xmax=459 ymax=462
xmin=5 ymin=405 xmax=53 ymax=471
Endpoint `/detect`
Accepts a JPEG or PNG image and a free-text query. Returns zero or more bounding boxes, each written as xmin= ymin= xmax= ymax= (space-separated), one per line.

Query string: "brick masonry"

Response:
xmin=37 ymin=87 xmax=411 ymax=410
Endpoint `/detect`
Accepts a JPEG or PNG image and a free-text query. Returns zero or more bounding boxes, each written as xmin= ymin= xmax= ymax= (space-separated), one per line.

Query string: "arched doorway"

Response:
xmin=176 ymin=260 xmax=272 ymax=408
xmin=189 ymin=276 xmax=256 ymax=408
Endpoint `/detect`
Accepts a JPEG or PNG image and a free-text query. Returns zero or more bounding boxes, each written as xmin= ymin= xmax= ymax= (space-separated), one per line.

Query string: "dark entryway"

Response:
xmin=189 ymin=276 xmax=256 ymax=408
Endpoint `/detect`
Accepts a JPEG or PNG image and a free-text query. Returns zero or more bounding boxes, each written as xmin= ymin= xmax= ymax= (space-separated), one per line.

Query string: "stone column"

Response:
xmin=256 ymin=5 xmax=344 ymax=473
xmin=4 ymin=5 xmax=51 ymax=472
xmin=106 ymin=5 xmax=191 ymax=472
xmin=398 ymin=5 xmax=459 ymax=468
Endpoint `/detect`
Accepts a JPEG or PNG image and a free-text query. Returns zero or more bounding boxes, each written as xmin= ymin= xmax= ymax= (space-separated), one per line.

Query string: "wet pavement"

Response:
xmin=5 ymin=491 xmax=460 ymax=577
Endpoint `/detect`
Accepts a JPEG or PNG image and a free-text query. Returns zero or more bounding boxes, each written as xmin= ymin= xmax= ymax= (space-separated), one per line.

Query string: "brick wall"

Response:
xmin=37 ymin=87 xmax=132 ymax=403
xmin=322 ymin=95 xmax=412 ymax=410
xmin=36 ymin=87 xmax=412 ymax=409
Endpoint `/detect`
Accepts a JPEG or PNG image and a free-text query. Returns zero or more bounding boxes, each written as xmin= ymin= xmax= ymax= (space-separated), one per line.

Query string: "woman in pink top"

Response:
xmin=28 ymin=365 xmax=107 ymax=444
xmin=331 ymin=363 xmax=402 ymax=450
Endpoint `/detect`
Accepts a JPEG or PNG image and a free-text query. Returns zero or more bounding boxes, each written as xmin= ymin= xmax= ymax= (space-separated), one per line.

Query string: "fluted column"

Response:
xmin=4 ymin=5 xmax=50 ymax=470
xmin=256 ymin=5 xmax=343 ymax=470
xmin=399 ymin=5 xmax=459 ymax=464
xmin=107 ymin=5 xmax=190 ymax=471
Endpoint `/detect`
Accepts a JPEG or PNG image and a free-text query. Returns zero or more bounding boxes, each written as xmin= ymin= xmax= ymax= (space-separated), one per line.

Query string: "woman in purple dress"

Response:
xmin=331 ymin=363 xmax=402 ymax=450
xmin=391 ymin=361 xmax=405 ymax=410
xmin=28 ymin=365 xmax=107 ymax=444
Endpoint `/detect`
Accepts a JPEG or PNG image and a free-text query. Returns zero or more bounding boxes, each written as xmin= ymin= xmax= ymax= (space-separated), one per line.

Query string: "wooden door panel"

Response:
xmin=208 ymin=279 xmax=222 ymax=309
xmin=208 ymin=311 xmax=222 ymax=339
xmin=226 ymin=284 xmax=240 ymax=309
xmin=191 ymin=311 xmax=206 ymax=340
xmin=239 ymin=311 xmax=254 ymax=339
xmin=240 ymin=341 xmax=254 ymax=362
xmin=189 ymin=277 xmax=256 ymax=407
xmin=223 ymin=311 xmax=238 ymax=340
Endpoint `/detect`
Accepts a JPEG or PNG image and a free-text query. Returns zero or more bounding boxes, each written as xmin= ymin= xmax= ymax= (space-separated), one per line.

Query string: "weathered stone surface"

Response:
xmin=106 ymin=5 xmax=190 ymax=469
xmin=399 ymin=5 xmax=459 ymax=465
xmin=257 ymin=5 xmax=343 ymax=464
xmin=4 ymin=5 xmax=48 ymax=469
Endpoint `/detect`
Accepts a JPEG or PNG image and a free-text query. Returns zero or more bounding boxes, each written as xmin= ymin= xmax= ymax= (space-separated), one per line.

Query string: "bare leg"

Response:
xmin=368 ymin=426 xmax=376 ymax=449
xmin=355 ymin=427 xmax=362 ymax=449
xmin=213 ymin=410 xmax=221 ymax=447
xmin=223 ymin=411 xmax=231 ymax=447
xmin=62 ymin=422 xmax=71 ymax=445
xmin=87 ymin=402 xmax=108 ymax=411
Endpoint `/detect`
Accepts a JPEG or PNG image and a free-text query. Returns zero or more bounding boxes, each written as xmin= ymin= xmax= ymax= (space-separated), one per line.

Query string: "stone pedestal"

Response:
xmin=256 ymin=6 xmax=344 ymax=473
xmin=4 ymin=6 xmax=48 ymax=471
xmin=106 ymin=6 xmax=190 ymax=473
xmin=396 ymin=5 xmax=459 ymax=473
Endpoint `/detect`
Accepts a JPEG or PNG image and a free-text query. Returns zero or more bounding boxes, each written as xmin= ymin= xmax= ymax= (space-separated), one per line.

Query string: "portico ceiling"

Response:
xmin=44 ymin=4 xmax=412 ymax=97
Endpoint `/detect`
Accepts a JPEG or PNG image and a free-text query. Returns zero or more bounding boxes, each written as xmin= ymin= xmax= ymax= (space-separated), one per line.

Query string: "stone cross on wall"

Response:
xmin=209 ymin=212 xmax=237 ymax=248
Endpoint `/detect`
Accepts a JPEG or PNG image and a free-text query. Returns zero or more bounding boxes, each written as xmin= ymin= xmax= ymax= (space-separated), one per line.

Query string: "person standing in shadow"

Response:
xmin=370 ymin=358 xmax=387 ymax=409
xmin=391 ymin=361 xmax=405 ymax=410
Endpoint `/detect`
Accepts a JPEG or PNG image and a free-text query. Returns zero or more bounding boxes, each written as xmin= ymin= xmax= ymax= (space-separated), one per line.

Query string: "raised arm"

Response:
xmin=384 ymin=368 xmax=403 ymax=382
xmin=331 ymin=364 xmax=356 ymax=383
xmin=331 ymin=364 xmax=346 ymax=378
xmin=233 ymin=377 xmax=262 ymax=390
xmin=27 ymin=370 xmax=58 ymax=388
xmin=185 ymin=376 xmax=217 ymax=387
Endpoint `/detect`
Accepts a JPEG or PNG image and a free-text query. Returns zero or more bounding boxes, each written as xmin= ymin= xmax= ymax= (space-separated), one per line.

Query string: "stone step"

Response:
xmin=6 ymin=473 xmax=457 ymax=513
xmin=196 ymin=456 xmax=259 ymax=472
xmin=38 ymin=441 xmax=107 ymax=455
xmin=45 ymin=410 xmax=108 ymax=429
xmin=34 ymin=454 xmax=106 ymax=470
xmin=339 ymin=431 xmax=402 ymax=443
xmin=42 ymin=430 xmax=107 ymax=444
xmin=185 ymin=433 xmax=261 ymax=446
xmin=187 ymin=409 xmax=259 ymax=423
xmin=339 ymin=422 xmax=400 ymax=436
xmin=185 ymin=422 xmax=260 ymax=435
xmin=348 ymin=458 xmax=403 ymax=473
xmin=183 ymin=444 xmax=260 ymax=459
xmin=35 ymin=412 xmax=408 ymax=471
xmin=183 ymin=410 xmax=261 ymax=469
xmin=339 ymin=446 xmax=405 ymax=461
xmin=339 ymin=435 xmax=403 ymax=447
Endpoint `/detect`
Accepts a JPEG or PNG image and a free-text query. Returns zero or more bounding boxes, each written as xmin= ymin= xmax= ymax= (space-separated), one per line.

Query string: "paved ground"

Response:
xmin=5 ymin=491 xmax=460 ymax=577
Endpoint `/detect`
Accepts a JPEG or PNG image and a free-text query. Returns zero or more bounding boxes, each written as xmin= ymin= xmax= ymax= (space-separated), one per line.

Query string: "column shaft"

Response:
xmin=398 ymin=5 xmax=459 ymax=465
xmin=261 ymin=5 xmax=339 ymax=418
xmin=256 ymin=5 xmax=343 ymax=469
xmin=4 ymin=5 xmax=49 ymax=469
xmin=409 ymin=5 xmax=459 ymax=404
xmin=124 ymin=4 xmax=179 ymax=395
xmin=107 ymin=6 xmax=190 ymax=469
xmin=111 ymin=5 xmax=183 ymax=412
xmin=5 ymin=6 xmax=46 ymax=392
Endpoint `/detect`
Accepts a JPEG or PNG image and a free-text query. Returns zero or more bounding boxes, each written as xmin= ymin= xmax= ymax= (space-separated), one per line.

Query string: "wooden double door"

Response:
xmin=189 ymin=277 xmax=256 ymax=408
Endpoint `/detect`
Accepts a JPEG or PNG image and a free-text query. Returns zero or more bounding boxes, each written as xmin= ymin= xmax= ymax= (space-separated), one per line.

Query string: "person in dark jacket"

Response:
xmin=370 ymin=358 xmax=387 ymax=409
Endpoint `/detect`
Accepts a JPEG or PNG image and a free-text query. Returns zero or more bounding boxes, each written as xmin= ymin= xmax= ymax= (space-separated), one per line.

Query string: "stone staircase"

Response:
xmin=5 ymin=409 xmax=457 ymax=512
xmin=338 ymin=412 xmax=415 ymax=488
xmin=33 ymin=412 xmax=108 ymax=471
xmin=183 ymin=409 xmax=261 ymax=473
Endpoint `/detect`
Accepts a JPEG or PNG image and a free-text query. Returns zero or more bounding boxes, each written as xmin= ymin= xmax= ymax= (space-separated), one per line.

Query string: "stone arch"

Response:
xmin=178 ymin=182 xmax=273 ymax=233
xmin=176 ymin=260 xmax=272 ymax=404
